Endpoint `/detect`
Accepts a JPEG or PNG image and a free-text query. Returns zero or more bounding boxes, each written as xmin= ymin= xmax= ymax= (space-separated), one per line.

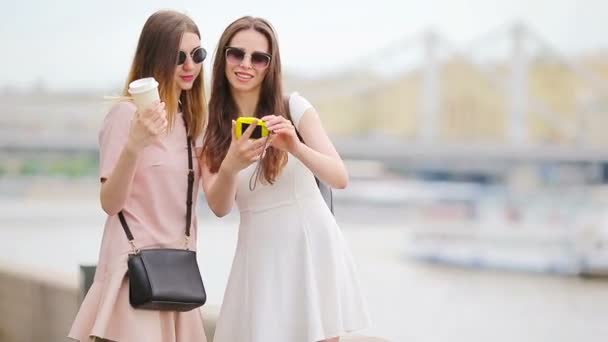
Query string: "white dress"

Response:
xmin=213 ymin=93 xmax=371 ymax=342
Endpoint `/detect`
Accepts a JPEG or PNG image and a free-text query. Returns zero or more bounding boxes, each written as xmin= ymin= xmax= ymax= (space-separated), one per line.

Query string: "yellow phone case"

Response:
xmin=235 ymin=117 xmax=269 ymax=139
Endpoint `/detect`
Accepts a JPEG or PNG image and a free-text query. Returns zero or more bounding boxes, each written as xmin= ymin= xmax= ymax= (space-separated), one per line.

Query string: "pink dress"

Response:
xmin=68 ymin=101 xmax=207 ymax=342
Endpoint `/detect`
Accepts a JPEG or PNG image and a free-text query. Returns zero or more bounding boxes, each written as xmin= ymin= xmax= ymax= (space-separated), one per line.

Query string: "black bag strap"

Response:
xmin=185 ymin=129 xmax=194 ymax=238
xmin=118 ymin=116 xmax=194 ymax=251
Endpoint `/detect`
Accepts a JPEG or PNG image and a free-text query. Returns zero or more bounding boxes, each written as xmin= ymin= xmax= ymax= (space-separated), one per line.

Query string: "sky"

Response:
xmin=0 ymin=0 xmax=606 ymax=90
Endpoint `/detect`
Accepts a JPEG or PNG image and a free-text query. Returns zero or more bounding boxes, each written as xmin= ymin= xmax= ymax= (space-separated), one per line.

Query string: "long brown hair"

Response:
xmin=123 ymin=10 xmax=207 ymax=140
xmin=202 ymin=16 xmax=287 ymax=183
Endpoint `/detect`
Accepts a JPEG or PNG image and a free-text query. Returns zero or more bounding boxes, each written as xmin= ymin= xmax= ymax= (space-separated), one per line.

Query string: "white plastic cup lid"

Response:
xmin=128 ymin=77 xmax=159 ymax=95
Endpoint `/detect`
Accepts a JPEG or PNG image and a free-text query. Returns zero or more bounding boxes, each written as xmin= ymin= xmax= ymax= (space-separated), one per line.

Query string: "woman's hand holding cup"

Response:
xmin=127 ymin=101 xmax=168 ymax=153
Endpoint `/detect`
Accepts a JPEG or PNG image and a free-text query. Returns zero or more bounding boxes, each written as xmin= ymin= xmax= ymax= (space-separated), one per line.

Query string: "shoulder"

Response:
xmin=99 ymin=101 xmax=136 ymax=140
xmin=104 ymin=101 xmax=137 ymax=126
xmin=288 ymin=92 xmax=313 ymax=115
xmin=288 ymin=92 xmax=314 ymax=128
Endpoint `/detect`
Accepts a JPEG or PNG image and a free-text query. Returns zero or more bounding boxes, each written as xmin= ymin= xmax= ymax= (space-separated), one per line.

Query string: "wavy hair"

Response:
xmin=202 ymin=16 xmax=287 ymax=183
xmin=123 ymin=10 xmax=207 ymax=140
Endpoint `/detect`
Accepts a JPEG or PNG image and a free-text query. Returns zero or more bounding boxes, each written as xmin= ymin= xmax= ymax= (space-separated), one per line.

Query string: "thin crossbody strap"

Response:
xmin=185 ymin=130 xmax=194 ymax=238
xmin=118 ymin=116 xmax=194 ymax=251
xmin=248 ymin=136 xmax=271 ymax=191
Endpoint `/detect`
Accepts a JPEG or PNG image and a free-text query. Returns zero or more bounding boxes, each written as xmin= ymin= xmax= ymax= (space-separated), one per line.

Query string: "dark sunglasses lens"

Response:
xmin=177 ymin=51 xmax=187 ymax=65
xmin=251 ymin=53 xmax=270 ymax=68
xmin=192 ymin=48 xmax=206 ymax=64
xmin=226 ymin=48 xmax=245 ymax=64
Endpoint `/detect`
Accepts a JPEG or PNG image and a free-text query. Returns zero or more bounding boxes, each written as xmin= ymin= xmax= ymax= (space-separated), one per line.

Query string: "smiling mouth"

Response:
xmin=235 ymin=72 xmax=253 ymax=81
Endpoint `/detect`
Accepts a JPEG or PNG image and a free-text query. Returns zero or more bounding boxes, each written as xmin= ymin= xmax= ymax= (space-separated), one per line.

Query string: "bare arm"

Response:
xmin=200 ymin=157 xmax=239 ymax=217
xmin=264 ymin=108 xmax=348 ymax=189
xmin=200 ymin=120 xmax=269 ymax=217
xmin=100 ymin=102 xmax=168 ymax=215
xmin=100 ymin=143 xmax=142 ymax=215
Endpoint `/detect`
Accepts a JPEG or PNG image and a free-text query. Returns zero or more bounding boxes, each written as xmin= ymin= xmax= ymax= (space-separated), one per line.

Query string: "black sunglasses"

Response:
xmin=225 ymin=47 xmax=271 ymax=69
xmin=177 ymin=47 xmax=207 ymax=65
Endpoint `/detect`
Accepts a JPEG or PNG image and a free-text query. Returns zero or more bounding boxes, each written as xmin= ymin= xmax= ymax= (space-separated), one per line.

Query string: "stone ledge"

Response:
xmin=0 ymin=265 xmax=390 ymax=342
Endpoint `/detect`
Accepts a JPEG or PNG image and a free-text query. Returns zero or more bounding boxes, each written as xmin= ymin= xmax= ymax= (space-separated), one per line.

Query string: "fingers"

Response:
xmin=154 ymin=118 xmax=168 ymax=135
xmin=240 ymin=119 xmax=259 ymax=140
xmin=268 ymin=123 xmax=295 ymax=140
xmin=261 ymin=115 xmax=276 ymax=122
xmin=227 ymin=135 xmax=273 ymax=172
xmin=235 ymin=127 xmax=266 ymax=150
xmin=238 ymin=137 xmax=265 ymax=155
xmin=250 ymin=137 xmax=269 ymax=149
xmin=230 ymin=119 xmax=274 ymax=169
xmin=151 ymin=110 xmax=168 ymax=132
xmin=247 ymin=154 xmax=261 ymax=164
xmin=239 ymin=136 xmax=271 ymax=164
xmin=140 ymin=101 xmax=165 ymax=120
xmin=247 ymin=142 xmax=267 ymax=162
xmin=233 ymin=144 xmax=261 ymax=165
xmin=262 ymin=115 xmax=282 ymax=128
xmin=268 ymin=123 xmax=294 ymax=134
xmin=136 ymin=102 xmax=167 ymax=135
xmin=264 ymin=116 xmax=294 ymax=133
xmin=146 ymin=116 xmax=167 ymax=136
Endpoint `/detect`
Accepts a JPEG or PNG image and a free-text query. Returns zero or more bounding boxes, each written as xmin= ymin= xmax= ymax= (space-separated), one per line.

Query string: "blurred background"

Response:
xmin=1 ymin=1 xmax=608 ymax=341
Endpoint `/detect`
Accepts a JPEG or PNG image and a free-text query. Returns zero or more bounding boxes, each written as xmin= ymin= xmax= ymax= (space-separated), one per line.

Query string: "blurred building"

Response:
xmin=287 ymin=24 xmax=608 ymax=148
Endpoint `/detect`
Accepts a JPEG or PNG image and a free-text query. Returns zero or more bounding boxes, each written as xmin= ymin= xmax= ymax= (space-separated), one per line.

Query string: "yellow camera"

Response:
xmin=235 ymin=117 xmax=269 ymax=139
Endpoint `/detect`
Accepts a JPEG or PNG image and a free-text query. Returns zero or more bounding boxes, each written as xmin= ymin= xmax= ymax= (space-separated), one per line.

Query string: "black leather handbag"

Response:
xmin=118 ymin=120 xmax=206 ymax=311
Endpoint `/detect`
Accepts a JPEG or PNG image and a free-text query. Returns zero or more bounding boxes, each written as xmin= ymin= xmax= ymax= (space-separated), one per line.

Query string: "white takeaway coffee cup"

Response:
xmin=128 ymin=77 xmax=160 ymax=111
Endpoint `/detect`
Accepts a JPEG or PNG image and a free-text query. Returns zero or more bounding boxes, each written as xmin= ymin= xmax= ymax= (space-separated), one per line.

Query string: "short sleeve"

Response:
xmin=98 ymin=101 xmax=136 ymax=181
xmin=288 ymin=92 xmax=314 ymax=129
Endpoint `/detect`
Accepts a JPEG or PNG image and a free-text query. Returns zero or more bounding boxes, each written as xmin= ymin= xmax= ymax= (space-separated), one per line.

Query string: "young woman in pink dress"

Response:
xmin=69 ymin=10 xmax=209 ymax=342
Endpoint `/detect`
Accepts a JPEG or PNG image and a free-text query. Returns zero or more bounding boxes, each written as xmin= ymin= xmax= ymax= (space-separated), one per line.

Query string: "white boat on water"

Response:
xmin=401 ymin=182 xmax=608 ymax=276
xmin=338 ymin=176 xmax=608 ymax=276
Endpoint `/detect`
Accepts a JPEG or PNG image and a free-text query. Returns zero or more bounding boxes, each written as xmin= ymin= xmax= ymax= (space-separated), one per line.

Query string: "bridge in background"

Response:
xmin=2 ymin=22 xmax=607 ymax=182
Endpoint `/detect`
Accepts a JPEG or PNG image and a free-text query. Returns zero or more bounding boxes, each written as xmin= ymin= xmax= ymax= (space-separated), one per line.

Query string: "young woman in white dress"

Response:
xmin=200 ymin=16 xmax=371 ymax=342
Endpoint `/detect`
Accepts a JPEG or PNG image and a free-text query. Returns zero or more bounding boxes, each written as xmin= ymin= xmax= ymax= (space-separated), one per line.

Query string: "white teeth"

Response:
xmin=236 ymin=72 xmax=253 ymax=79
